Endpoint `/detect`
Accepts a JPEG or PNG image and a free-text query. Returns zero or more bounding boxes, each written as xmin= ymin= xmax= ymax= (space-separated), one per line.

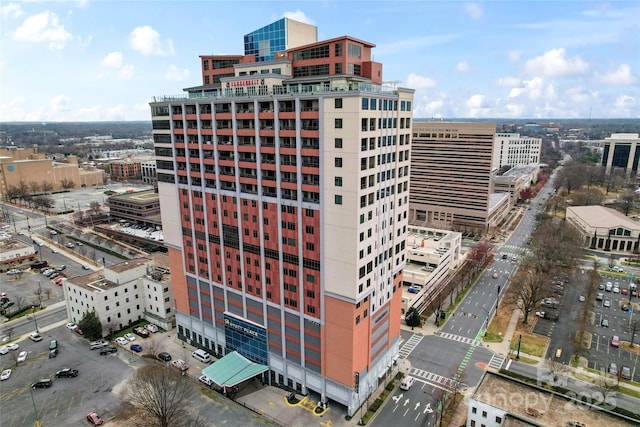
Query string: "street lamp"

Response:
xmin=31 ymin=306 xmax=40 ymax=334
xmin=36 ymin=280 xmax=43 ymax=308
xmin=29 ymin=386 xmax=42 ymax=427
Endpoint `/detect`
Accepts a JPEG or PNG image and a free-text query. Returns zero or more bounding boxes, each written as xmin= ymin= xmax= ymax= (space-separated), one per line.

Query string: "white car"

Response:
xmin=535 ymin=311 xmax=546 ymax=318
xmin=400 ymin=376 xmax=415 ymax=390
xmin=0 ymin=346 xmax=8 ymax=355
xmin=17 ymin=351 xmax=27 ymax=363
xmin=5 ymin=343 xmax=18 ymax=351
xmin=613 ymin=286 xmax=620 ymax=293
xmin=29 ymin=333 xmax=43 ymax=342
xmin=145 ymin=324 xmax=159 ymax=333
xmin=199 ymin=374 xmax=213 ymax=386
xmin=578 ymin=295 xmax=585 ymax=302
xmin=171 ymin=359 xmax=189 ymax=371
xmin=115 ymin=337 xmax=129 ymax=346
xmin=0 ymin=369 xmax=11 ymax=381
xmin=66 ymin=322 xmax=78 ymax=330
xmin=124 ymin=333 xmax=136 ymax=342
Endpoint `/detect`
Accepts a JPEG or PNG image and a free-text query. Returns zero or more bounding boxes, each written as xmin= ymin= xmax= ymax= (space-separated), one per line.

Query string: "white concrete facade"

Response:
xmin=493 ymin=133 xmax=541 ymax=170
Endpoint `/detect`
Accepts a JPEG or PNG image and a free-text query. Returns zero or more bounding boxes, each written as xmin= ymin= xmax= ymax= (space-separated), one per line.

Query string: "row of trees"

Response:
xmin=3 ymin=179 xmax=76 ymax=212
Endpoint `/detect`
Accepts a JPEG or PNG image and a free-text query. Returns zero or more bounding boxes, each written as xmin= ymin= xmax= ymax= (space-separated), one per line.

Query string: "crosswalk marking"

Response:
xmin=436 ymin=331 xmax=482 ymax=347
xmin=409 ymin=368 xmax=468 ymax=392
xmin=488 ymin=353 xmax=506 ymax=370
xmin=399 ymin=333 xmax=423 ymax=358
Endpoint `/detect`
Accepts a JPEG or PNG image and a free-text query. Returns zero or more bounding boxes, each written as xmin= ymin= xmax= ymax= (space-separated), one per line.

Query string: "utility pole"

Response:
xmin=516 ymin=334 xmax=522 ymax=360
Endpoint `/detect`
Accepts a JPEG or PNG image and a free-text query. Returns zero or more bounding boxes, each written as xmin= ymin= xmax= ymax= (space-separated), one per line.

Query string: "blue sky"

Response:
xmin=1 ymin=0 xmax=638 ymax=121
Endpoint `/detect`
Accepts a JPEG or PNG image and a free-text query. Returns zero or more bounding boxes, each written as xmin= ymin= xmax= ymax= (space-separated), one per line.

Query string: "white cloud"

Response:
xmin=463 ymin=3 xmax=483 ymax=20
xmin=13 ymin=10 xmax=72 ymax=49
xmin=101 ymin=51 xmax=123 ymax=68
xmin=165 ymin=65 xmax=191 ymax=82
xmin=505 ymin=103 xmax=525 ymax=117
xmin=455 ymin=61 xmax=472 ymax=72
xmin=51 ymin=95 xmax=70 ymax=112
xmin=507 ymin=50 xmax=521 ymax=62
xmin=1 ymin=3 xmax=22 ymax=20
xmin=496 ymin=76 xmax=521 ymax=87
xmin=507 ymin=77 xmax=556 ymax=101
xmin=406 ymin=73 xmax=436 ymax=90
xmin=614 ymin=95 xmax=636 ymax=110
xmin=595 ymin=64 xmax=637 ymax=86
xmin=118 ymin=65 xmax=134 ymax=80
xmin=466 ymin=94 xmax=488 ymax=109
xmin=565 ymin=86 xmax=591 ymax=104
xmin=523 ymin=48 xmax=589 ymax=77
xmin=282 ymin=10 xmax=315 ymax=25
xmin=129 ymin=25 xmax=174 ymax=56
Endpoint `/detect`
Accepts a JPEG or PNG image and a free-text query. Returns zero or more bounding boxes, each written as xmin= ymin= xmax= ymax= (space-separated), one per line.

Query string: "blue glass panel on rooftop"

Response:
xmin=244 ymin=18 xmax=287 ymax=62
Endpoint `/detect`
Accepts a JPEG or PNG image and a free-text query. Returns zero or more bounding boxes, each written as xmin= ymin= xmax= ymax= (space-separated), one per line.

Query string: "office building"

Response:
xmin=566 ymin=205 xmax=640 ymax=253
xmin=600 ymin=133 xmax=640 ymax=176
xmin=149 ymin=19 xmax=413 ymax=414
xmin=409 ymin=122 xmax=499 ymax=233
xmin=493 ymin=133 xmax=541 ymax=170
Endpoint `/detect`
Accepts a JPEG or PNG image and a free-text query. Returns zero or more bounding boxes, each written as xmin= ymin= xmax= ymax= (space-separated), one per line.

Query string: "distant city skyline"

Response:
xmin=1 ymin=1 xmax=638 ymax=121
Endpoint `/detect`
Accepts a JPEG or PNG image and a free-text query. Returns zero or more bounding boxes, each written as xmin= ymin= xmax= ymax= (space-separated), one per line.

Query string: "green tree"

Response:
xmin=78 ymin=309 xmax=102 ymax=340
xmin=405 ymin=307 xmax=421 ymax=328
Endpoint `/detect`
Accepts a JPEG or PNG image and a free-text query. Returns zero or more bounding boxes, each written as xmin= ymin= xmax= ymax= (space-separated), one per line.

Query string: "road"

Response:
xmin=2 ymin=304 xmax=68 ymax=340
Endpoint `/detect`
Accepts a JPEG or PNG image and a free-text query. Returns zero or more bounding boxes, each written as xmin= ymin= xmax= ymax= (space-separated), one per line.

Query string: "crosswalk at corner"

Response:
xmin=399 ymin=334 xmax=423 ymax=358
xmin=488 ymin=353 xmax=506 ymax=370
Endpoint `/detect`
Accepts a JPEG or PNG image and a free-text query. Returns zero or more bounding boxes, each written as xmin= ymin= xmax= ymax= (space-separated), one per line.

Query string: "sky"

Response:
xmin=1 ymin=0 xmax=639 ymax=122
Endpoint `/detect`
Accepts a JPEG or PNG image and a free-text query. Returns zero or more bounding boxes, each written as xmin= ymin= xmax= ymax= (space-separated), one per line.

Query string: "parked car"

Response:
xmin=145 ymin=323 xmax=159 ymax=333
xmin=17 ymin=351 xmax=28 ymax=363
xmin=49 ymin=348 xmax=58 ymax=358
xmin=49 ymin=340 xmax=58 ymax=350
xmin=199 ymin=374 xmax=213 ymax=387
xmin=66 ymin=322 xmax=77 ymax=330
xmin=124 ymin=333 xmax=136 ymax=341
xmin=171 ymin=359 xmax=189 ymax=371
xmin=115 ymin=337 xmax=128 ymax=346
xmin=89 ymin=341 xmax=108 ymax=350
xmin=56 ymin=265 xmax=66 ymax=271
xmin=603 ymin=299 xmax=611 ymax=308
xmin=407 ymin=286 xmax=421 ymax=294
xmin=608 ymin=363 xmax=618 ymax=376
xmin=56 ymin=368 xmax=79 ymax=378
xmin=0 ymin=369 xmax=11 ymax=381
xmin=74 ymin=328 xmax=84 ymax=335
xmin=133 ymin=327 xmax=150 ymax=338
xmin=32 ymin=379 xmax=53 ymax=389
xmin=611 ymin=335 xmax=620 ymax=347
xmin=86 ymin=412 xmax=104 ymax=426
xmin=596 ymin=293 xmax=604 ymax=301
xmin=601 ymin=318 xmax=610 ymax=327
xmin=157 ymin=352 xmax=172 ymax=362
xmin=130 ymin=344 xmax=142 ymax=353
xmin=621 ymin=366 xmax=632 ymax=380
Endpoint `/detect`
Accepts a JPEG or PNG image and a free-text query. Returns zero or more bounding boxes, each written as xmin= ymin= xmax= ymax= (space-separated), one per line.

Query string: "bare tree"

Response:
xmin=543 ymin=358 xmax=570 ymax=384
xmin=507 ymin=266 xmax=551 ymax=325
xmin=28 ymin=181 xmax=41 ymax=195
xmin=89 ymin=248 xmax=97 ymax=262
xmin=79 ymin=245 xmax=88 ymax=257
xmin=43 ymin=288 xmax=52 ymax=301
xmin=122 ymin=366 xmax=198 ymax=427
xmin=619 ymin=187 xmax=638 ymax=216
xmin=1 ymin=325 xmax=15 ymax=341
xmin=42 ymin=182 xmax=53 ymax=194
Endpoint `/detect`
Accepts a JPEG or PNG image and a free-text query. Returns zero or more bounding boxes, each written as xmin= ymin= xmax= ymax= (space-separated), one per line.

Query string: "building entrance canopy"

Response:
xmin=202 ymin=351 xmax=268 ymax=388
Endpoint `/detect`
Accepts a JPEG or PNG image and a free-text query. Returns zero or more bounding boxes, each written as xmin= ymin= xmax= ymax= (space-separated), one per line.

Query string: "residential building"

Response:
xmin=600 ymin=133 xmax=640 ymax=177
xmin=493 ymin=133 xmax=541 ymax=171
xmin=566 ymin=205 xmax=640 ymax=253
xmin=409 ymin=122 xmax=498 ymax=233
xmin=141 ymin=160 xmax=157 ymax=185
xmin=467 ymin=371 xmax=636 ymax=427
xmin=149 ymin=18 xmax=413 ymax=414
xmin=63 ymin=254 xmax=175 ymax=335
xmin=109 ymin=159 xmax=143 ymax=181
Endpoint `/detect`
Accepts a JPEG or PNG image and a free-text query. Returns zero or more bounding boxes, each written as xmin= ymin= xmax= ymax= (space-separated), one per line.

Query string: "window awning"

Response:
xmin=201 ymin=351 xmax=268 ymax=388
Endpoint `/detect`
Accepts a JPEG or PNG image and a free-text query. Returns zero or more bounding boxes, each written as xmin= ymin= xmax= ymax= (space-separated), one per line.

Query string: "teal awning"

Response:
xmin=201 ymin=351 xmax=268 ymax=387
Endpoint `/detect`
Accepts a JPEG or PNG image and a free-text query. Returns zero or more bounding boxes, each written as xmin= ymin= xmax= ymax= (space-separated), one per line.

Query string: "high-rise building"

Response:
xmin=600 ymin=133 xmax=640 ymax=177
xmin=409 ymin=121 xmax=499 ymax=233
xmin=493 ymin=133 xmax=541 ymax=170
xmin=150 ymin=19 xmax=413 ymax=415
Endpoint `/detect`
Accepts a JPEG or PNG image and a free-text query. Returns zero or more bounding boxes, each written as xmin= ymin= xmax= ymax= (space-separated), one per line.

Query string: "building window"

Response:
xmin=495 ymin=416 xmax=502 ymax=423
xmin=335 ymin=98 xmax=343 ymax=109
xmin=335 ymin=177 xmax=342 ymax=187
xmin=335 ymin=43 xmax=343 ymax=56
xmin=362 ymin=98 xmax=369 ymax=110
xmin=335 ymin=118 xmax=343 ymax=129
xmin=335 ymin=158 xmax=343 ymax=168
xmin=482 ymin=411 xmax=487 ymax=418
xmin=335 ymin=138 xmax=343 ymax=148
xmin=472 ymin=407 xmax=477 ymax=414
xmin=335 ymin=195 xmax=343 ymax=205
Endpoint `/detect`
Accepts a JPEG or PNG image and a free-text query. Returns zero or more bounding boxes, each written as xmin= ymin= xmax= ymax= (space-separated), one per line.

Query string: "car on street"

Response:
xmin=99 ymin=346 xmax=118 ymax=355
xmin=621 ymin=366 xmax=632 ymax=380
xmin=56 ymin=368 xmax=79 ymax=378
xmin=29 ymin=332 xmax=43 ymax=342
xmin=17 ymin=351 xmax=27 ymax=363
xmin=52 ymin=249 xmax=59 ymax=253
xmin=199 ymin=374 xmax=214 ymax=386
xmin=124 ymin=333 xmax=136 ymax=341
xmin=157 ymin=352 xmax=172 ymax=362
xmin=86 ymin=412 xmax=104 ymax=426
xmin=611 ymin=335 xmax=620 ymax=347
xmin=115 ymin=337 xmax=128 ymax=346
xmin=66 ymin=322 xmax=78 ymax=330
xmin=400 ymin=376 xmax=416 ymax=390
xmin=0 ymin=369 xmax=11 ymax=381
xmin=82 ymin=265 xmax=90 ymax=270
xmin=601 ymin=318 xmax=609 ymax=327
xmin=492 ymin=272 xmax=498 ymax=279
xmin=66 ymin=242 xmax=74 ymax=248
xmin=31 ymin=379 xmax=53 ymax=389
xmin=130 ymin=344 xmax=142 ymax=353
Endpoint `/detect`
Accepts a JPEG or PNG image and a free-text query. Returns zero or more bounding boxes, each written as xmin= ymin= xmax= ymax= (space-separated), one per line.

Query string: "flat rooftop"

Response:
xmin=473 ymin=372 xmax=634 ymax=426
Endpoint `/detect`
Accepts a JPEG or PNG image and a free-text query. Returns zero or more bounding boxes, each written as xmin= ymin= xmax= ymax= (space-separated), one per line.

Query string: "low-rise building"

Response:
xmin=107 ymin=189 xmax=161 ymax=229
xmin=566 ymin=205 xmax=640 ymax=253
xmin=63 ymin=254 xmax=174 ymax=336
xmin=467 ymin=371 xmax=636 ymax=427
xmin=0 ymin=234 xmax=38 ymax=272
xmin=493 ymin=164 xmax=539 ymax=205
xmin=401 ymin=226 xmax=462 ymax=315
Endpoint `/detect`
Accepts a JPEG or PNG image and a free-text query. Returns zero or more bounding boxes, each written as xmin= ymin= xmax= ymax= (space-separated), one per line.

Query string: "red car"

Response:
xmin=621 ymin=288 xmax=628 ymax=295
xmin=74 ymin=328 xmax=84 ymax=335
xmin=86 ymin=412 xmax=103 ymax=425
